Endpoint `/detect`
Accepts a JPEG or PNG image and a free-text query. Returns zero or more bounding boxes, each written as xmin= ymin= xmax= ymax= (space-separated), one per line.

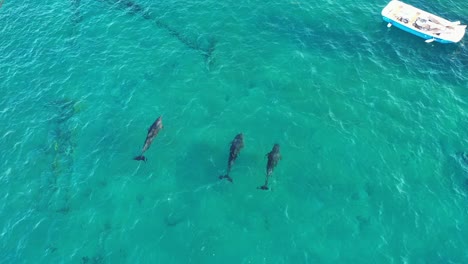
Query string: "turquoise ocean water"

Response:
xmin=1 ymin=0 xmax=468 ymax=262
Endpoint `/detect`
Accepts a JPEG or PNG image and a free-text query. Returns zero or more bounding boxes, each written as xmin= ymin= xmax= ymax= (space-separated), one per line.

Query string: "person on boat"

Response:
xmin=415 ymin=18 xmax=431 ymax=30
xmin=397 ymin=16 xmax=409 ymax=24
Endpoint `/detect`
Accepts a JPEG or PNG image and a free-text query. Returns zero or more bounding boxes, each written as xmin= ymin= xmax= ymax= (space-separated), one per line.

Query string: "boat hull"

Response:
xmin=383 ymin=16 xmax=455 ymax=43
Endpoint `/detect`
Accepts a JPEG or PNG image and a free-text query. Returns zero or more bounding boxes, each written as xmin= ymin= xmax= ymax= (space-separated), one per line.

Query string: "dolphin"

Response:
xmin=219 ymin=133 xmax=244 ymax=182
xmin=134 ymin=116 xmax=163 ymax=162
xmin=258 ymin=144 xmax=281 ymax=190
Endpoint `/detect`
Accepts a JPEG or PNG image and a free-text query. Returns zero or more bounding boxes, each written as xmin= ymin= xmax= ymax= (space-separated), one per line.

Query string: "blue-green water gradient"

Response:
xmin=1 ymin=0 xmax=468 ymax=263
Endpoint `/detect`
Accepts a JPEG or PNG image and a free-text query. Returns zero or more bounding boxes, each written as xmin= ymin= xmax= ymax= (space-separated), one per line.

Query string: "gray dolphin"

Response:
xmin=258 ymin=144 xmax=281 ymax=190
xmin=134 ymin=116 xmax=163 ymax=162
xmin=219 ymin=133 xmax=244 ymax=182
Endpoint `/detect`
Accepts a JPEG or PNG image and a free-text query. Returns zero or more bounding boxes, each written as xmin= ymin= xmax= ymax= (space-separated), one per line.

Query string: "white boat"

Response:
xmin=381 ymin=0 xmax=466 ymax=43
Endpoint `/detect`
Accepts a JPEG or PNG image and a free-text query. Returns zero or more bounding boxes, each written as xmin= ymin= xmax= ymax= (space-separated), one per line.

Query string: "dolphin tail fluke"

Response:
xmin=219 ymin=175 xmax=233 ymax=183
xmin=257 ymin=176 xmax=269 ymax=190
xmin=133 ymin=155 xmax=147 ymax=162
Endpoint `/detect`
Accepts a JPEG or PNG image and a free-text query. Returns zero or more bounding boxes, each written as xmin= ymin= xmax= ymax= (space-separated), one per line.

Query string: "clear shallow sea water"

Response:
xmin=1 ymin=0 xmax=468 ymax=263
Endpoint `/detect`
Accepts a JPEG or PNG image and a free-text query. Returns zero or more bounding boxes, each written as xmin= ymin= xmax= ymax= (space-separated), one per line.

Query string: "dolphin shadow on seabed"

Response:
xmin=101 ymin=0 xmax=217 ymax=66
